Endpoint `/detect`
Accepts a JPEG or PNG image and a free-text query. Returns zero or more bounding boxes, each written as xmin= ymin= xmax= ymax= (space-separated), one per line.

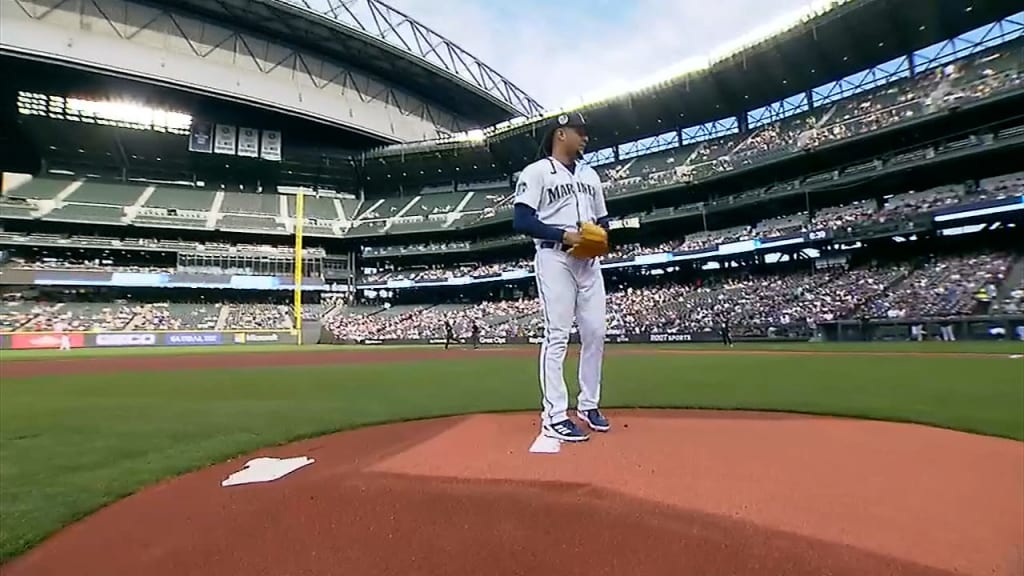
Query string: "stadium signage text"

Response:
xmin=165 ymin=333 xmax=223 ymax=346
xmin=233 ymin=333 xmax=280 ymax=344
xmin=649 ymin=333 xmax=693 ymax=343
xmin=96 ymin=333 xmax=157 ymax=347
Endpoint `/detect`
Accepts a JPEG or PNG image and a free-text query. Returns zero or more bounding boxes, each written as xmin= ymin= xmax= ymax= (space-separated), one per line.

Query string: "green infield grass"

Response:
xmin=0 ymin=342 xmax=1022 ymax=562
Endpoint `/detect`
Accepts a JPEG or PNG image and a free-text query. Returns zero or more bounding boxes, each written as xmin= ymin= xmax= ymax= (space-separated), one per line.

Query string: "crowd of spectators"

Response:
xmin=357 ymin=173 xmax=1023 ymax=285
xmin=131 ymin=303 xmax=221 ymax=331
xmin=222 ymin=304 xmax=294 ymax=330
xmin=4 ymin=257 xmax=173 ymax=274
xmin=990 ymin=280 xmax=1024 ymax=315
xmin=3 ymin=302 xmax=141 ymax=333
xmin=326 ymin=252 xmax=1021 ymax=342
xmin=362 ymin=241 xmax=471 ymax=256
xmin=3 ymin=250 xmax=1018 ymax=336
xmin=859 ymin=253 xmax=1014 ymax=319
xmin=323 ymin=299 xmax=542 ymax=341
xmin=363 ymin=259 xmax=532 ymax=283
xmin=596 ymin=47 xmax=1021 ymax=195
xmin=0 ymin=301 xmax=299 ymax=332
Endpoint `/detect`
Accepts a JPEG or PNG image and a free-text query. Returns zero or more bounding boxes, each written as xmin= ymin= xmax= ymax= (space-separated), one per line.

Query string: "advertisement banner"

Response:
xmin=232 ymin=333 xmax=280 ymax=344
xmin=237 ymin=127 xmax=259 ymax=158
xmin=648 ymin=333 xmax=693 ymax=343
xmin=165 ymin=332 xmax=223 ymax=346
xmin=214 ymin=124 xmax=237 ymax=155
xmin=95 ymin=333 xmax=157 ymax=347
xmin=10 ymin=332 xmax=85 ymax=350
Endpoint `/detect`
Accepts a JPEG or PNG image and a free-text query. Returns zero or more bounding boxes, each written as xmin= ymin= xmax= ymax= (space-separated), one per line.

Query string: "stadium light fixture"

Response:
xmin=16 ymin=91 xmax=192 ymax=135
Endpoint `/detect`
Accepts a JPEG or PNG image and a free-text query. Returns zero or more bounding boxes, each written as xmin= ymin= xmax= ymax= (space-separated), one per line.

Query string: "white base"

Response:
xmin=221 ymin=456 xmax=315 ymax=487
xmin=528 ymin=433 xmax=562 ymax=454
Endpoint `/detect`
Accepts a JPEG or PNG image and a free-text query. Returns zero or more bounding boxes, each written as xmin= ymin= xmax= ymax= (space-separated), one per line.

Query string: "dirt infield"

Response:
xmin=1 ymin=346 xmax=1016 ymax=378
xmin=3 ymin=410 xmax=1021 ymax=576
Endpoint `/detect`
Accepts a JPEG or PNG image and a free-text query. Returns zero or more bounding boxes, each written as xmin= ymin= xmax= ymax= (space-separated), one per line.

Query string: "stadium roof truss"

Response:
xmin=364 ymin=6 xmax=1024 ymax=176
xmin=168 ymin=0 xmax=543 ymax=123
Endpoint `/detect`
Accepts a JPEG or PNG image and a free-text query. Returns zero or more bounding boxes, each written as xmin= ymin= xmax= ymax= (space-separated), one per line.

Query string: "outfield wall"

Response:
xmin=821 ymin=315 xmax=1024 ymax=342
xmin=319 ymin=317 xmax=1024 ymax=346
xmin=318 ymin=329 xmax=806 ymax=346
xmin=0 ymin=330 xmax=298 ymax=350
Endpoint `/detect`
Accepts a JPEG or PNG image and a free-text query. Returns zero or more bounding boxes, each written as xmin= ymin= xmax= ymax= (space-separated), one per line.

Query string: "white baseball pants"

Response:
xmin=534 ymin=246 xmax=606 ymax=426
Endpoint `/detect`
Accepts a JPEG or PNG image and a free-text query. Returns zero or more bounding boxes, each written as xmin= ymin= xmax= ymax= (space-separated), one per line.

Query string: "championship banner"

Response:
xmin=237 ymin=127 xmax=259 ymax=158
xmin=214 ymin=124 xmax=237 ymax=155
xmin=260 ymin=130 xmax=281 ymax=161
xmin=188 ymin=121 xmax=213 ymax=153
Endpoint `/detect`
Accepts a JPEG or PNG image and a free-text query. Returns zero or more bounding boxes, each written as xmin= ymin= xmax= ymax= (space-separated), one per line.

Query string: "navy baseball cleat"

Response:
xmin=577 ymin=409 xmax=610 ymax=432
xmin=542 ymin=419 xmax=590 ymax=442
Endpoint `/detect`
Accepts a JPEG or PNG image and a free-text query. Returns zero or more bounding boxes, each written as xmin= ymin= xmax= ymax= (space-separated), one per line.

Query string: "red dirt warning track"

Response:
xmin=2 ymin=410 xmax=1021 ymax=576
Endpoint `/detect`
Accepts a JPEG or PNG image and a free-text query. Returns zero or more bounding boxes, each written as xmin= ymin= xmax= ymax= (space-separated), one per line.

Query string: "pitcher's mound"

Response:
xmin=5 ymin=410 xmax=1022 ymax=576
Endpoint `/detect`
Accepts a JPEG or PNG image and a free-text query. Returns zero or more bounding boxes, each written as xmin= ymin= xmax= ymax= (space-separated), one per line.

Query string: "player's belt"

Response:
xmin=539 ymin=241 xmax=572 ymax=252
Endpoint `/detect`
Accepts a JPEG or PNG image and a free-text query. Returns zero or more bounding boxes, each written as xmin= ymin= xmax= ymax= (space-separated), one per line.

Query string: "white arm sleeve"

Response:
xmin=513 ymin=164 xmax=543 ymax=210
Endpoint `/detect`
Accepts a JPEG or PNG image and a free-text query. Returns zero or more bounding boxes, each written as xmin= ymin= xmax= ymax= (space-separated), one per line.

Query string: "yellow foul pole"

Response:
xmin=293 ymin=191 xmax=304 ymax=346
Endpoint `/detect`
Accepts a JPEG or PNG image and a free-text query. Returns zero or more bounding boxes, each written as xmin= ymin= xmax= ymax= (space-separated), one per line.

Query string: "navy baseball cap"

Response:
xmin=552 ymin=111 xmax=587 ymax=133
xmin=540 ymin=111 xmax=587 ymax=157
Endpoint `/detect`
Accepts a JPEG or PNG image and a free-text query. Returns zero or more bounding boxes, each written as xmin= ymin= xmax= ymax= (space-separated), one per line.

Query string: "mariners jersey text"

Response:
xmin=514 ymin=157 xmax=608 ymax=230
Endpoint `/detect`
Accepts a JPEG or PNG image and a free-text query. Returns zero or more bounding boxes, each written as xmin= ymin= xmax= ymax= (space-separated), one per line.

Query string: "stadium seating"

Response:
xmin=46 ymin=203 xmax=126 ymax=224
xmin=356 ymin=197 xmax=410 ymax=221
xmin=326 ymin=251 xmax=1020 ymax=342
xmin=222 ymin=304 xmax=293 ymax=330
xmin=860 ymin=253 xmax=1014 ymax=318
xmin=5 ymin=178 xmax=72 ymax=200
xmin=67 ymin=182 xmax=146 ymax=205
xmin=594 ymin=41 xmax=1023 ymax=198
xmin=402 ymin=192 xmax=462 ymax=217
xmin=2 ymin=41 xmax=1017 ymax=238
xmin=220 ymin=192 xmax=280 ymax=216
xmin=217 ymin=214 xmax=286 ymax=233
xmin=338 ymin=198 xmax=363 ymax=220
xmin=144 ymin=186 xmax=215 ymax=211
xmin=286 ymin=195 xmax=340 ymax=220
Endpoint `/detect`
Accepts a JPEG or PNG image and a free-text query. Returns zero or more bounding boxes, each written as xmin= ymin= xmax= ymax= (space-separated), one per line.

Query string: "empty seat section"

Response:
xmin=47 ymin=204 xmax=124 ymax=223
xmin=146 ymin=187 xmax=214 ymax=211
xmin=6 ymin=178 xmax=71 ymax=200
xmin=69 ymin=182 xmax=145 ymax=205
xmin=218 ymin=214 xmax=285 ymax=232
xmin=403 ymin=193 xmax=460 ymax=217
xmin=287 ymin=196 xmax=338 ymax=219
xmin=221 ymin=192 xmax=279 ymax=215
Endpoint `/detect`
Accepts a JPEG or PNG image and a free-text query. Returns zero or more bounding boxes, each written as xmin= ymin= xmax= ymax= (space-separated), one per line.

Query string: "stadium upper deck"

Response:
xmin=3 ymin=36 xmax=1022 ymax=242
xmin=1 ymin=0 xmax=537 ymax=144
xmin=1 ymin=4 xmax=1021 ymax=246
xmin=363 ymin=5 xmax=1024 ymax=179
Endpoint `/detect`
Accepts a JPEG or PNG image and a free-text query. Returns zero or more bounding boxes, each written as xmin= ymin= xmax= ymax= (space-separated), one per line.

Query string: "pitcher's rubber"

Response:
xmin=3 ymin=410 xmax=1021 ymax=576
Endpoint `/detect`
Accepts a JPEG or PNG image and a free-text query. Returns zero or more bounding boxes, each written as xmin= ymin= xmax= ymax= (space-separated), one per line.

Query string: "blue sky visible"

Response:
xmin=377 ymin=0 xmax=817 ymax=108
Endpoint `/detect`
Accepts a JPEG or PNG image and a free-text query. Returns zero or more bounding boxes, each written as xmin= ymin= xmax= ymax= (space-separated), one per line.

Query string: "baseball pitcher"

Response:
xmin=512 ymin=111 xmax=610 ymax=442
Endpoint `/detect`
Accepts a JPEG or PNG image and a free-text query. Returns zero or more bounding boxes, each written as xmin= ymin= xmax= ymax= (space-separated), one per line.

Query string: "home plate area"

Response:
xmin=3 ymin=410 xmax=1021 ymax=576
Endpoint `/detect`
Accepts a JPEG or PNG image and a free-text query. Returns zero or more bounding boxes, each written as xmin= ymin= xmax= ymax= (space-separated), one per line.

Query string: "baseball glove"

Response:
xmin=568 ymin=222 xmax=609 ymax=259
